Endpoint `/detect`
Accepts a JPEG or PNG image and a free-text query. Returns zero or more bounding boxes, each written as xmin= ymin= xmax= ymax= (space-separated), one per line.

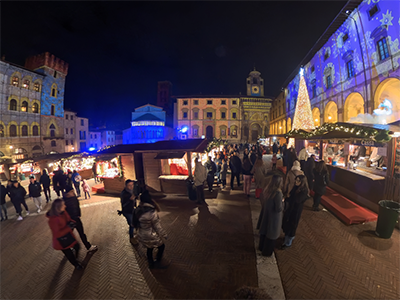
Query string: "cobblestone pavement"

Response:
xmin=0 ymin=183 xmax=258 ymax=299
xmin=274 ymin=198 xmax=400 ymax=299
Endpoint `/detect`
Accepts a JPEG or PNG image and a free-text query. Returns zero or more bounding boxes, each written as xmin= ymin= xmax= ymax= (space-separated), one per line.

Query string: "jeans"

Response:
xmin=74 ymin=183 xmax=81 ymax=196
xmin=243 ymin=175 xmax=252 ymax=195
xmin=196 ymin=185 xmax=205 ymax=203
xmin=0 ymin=203 xmax=7 ymax=219
xmin=259 ymin=235 xmax=276 ymax=257
xmin=54 ymin=187 xmax=61 ymax=197
xmin=230 ymin=172 xmax=240 ymax=189
xmin=43 ymin=186 xmax=51 ymax=202
xmin=206 ymin=174 xmax=214 ymax=191
xmin=84 ymin=192 xmax=91 ymax=199
xmin=73 ymin=217 xmax=92 ymax=250
xmin=32 ymin=196 xmax=42 ymax=210
xmin=11 ymin=200 xmax=22 ymax=215
xmin=313 ymin=193 xmax=323 ymax=208
xmin=61 ymin=243 xmax=80 ymax=266
xmin=123 ymin=213 xmax=134 ymax=238
xmin=147 ymin=244 xmax=165 ymax=266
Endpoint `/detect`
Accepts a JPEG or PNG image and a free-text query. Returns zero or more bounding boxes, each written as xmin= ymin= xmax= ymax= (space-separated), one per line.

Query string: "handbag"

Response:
xmin=57 ymin=232 xmax=76 ymax=248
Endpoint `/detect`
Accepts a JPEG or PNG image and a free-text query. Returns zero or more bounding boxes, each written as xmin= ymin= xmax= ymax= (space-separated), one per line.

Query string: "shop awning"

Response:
xmin=154 ymin=152 xmax=185 ymax=159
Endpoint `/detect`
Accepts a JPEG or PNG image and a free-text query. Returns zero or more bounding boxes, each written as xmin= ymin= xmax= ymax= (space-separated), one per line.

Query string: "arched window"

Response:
xmin=51 ymin=140 xmax=56 ymax=147
xmin=51 ymin=105 xmax=55 ymax=116
xmin=12 ymin=76 xmax=19 ymax=87
xmin=21 ymin=101 xmax=28 ymax=112
xmin=51 ymin=84 xmax=57 ymax=97
xmin=32 ymin=103 xmax=39 ymax=113
xmin=32 ymin=125 xmax=39 ymax=136
xmin=21 ymin=125 xmax=28 ymax=136
xmin=23 ymin=80 xmax=30 ymax=89
xmin=0 ymin=124 xmax=4 ymax=137
xmin=10 ymin=125 xmax=17 ymax=137
xmin=50 ymin=124 xmax=56 ymax=137
xmin=34 ymin=82 xmax=41 ymax=92
xmin=32 ymin=145 xmax=41 ymax=151
xmin=9 ymin=99 xmax=17 ymax=111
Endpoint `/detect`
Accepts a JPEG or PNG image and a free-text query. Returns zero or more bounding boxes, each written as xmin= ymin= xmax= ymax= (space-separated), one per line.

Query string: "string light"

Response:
xmin=292 ymin=71 xmax=315 ymax=130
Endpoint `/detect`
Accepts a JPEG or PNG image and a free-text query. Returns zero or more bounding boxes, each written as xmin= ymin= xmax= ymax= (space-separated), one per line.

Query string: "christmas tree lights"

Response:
xmin=292 ymin=69 xmax=315 ymax=130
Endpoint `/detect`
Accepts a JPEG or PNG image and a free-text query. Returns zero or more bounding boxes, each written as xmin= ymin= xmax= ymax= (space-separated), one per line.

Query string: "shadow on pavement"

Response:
xmin=43 ymin=258 xmax=68 ymax=299
xmin=357 ymin=230 xmax=393 ymax=251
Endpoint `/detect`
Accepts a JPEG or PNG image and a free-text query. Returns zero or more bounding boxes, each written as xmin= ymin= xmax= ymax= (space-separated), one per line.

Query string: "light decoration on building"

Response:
xmin=292 ymin=68 xmax=315 ymax=130
xmin=131 ymin=121 xmax=165 ymax=126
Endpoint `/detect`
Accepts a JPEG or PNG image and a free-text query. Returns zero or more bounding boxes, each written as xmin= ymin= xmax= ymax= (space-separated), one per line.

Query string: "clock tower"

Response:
xmin=246 ymin=68 xmax=264 ymax=97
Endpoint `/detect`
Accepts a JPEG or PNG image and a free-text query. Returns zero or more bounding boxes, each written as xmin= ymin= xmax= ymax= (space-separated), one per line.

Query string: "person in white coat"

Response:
xmin=298 ymin=147 xmax=308 ymax=171
xmin=194 ymin=159 xmax=207 ymax=206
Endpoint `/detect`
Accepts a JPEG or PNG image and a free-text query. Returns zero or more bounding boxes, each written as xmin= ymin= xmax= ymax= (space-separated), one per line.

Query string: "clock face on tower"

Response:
xmin=251 ymin=86 xmax=260 ymax=95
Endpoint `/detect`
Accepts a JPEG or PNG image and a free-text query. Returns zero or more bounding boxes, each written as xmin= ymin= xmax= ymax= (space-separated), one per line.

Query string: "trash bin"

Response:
xmin=375 ymin=200 xmax=400 ymax=239
xmin=187 ymin=179 xmax=197 ymax=201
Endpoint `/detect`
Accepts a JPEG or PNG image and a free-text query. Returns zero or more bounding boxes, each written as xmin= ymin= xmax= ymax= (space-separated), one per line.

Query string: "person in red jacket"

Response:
xmin=46 ymin=199 xmax=84 ymax=270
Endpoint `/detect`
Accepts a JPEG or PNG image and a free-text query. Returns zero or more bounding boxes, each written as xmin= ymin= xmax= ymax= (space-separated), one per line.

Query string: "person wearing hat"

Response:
xmin=9 ymin=181 xmax=29 ymax=221
xmin=133 ymin=190 xmax=168 ymax=269
xmin=29 ymin=175 xmax=43 ymax=213
xmin=120 ymin=179 xmax=138 ymax=245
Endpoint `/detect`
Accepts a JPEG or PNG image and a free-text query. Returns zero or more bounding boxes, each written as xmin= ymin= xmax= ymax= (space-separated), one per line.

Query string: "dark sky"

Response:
xmin=2 ymin=1 xmax=346 ymax=130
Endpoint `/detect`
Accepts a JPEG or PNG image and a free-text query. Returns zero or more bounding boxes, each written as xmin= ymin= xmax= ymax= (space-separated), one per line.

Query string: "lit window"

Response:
xmin=21 ymin=101 xmax=28 ymax=112
xmin=377 ymin=38 xmax=389 ymax=61
xmin=221 ymin=100 xmax=226 ymax=105
xmin=9 ymin=99 xmax=17 ymax=111
xmin=232 ymin=112 xmax=237 ymax=119
xmin=32 ymin=126 xmax=39 ymax=136
xmin=32 ymin=103 xmax=39 ymax=113
xmin=183 ymin=112 xmax=188 ymax=119
xmin=51 ymin=140 xmax=56 ymax=147
xmin=232 ymin=100 xmax=237 ymax=105
xmin=21 ymin=125 xmax=28 ymax=136
xmin=194 ymin=112 xmax=199 ymax=119
xmin=221 ymin=112 xmax=226 ymax=119
xmin=12 ymin=77 xmax=19 ymax=87
xmin=326 ymin=75 xmax=332 ymax=89
xmin=51 ymin=105 xmax=55 ymax=116
xmin=194 ymin=100 xmax=199 ymax=105
xmin=207 ymin=100 xmax=212 ymax=105
xmin=23 ymin=80 xmax=30 ymax=89
xmin=34 ymin=82 xmax=40 ymax=92
xmin=347 ymin=60 xmax=355 ymax=79
xmin=183 ymin=100 xmax=188 ymax=106
xmin=206 ymin=112 xmax=212 ymax=118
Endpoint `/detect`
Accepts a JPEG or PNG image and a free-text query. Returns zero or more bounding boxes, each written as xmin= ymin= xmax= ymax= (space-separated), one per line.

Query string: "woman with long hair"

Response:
xmin=313 ymin=160 xmax=329 ymax=211
xmin=283 ymin=160 xmax=304 ymax=198
xmin=251 ymin=156 xmax=268 ymax=199
xmin=46 ymin=199 xmax=83 ymax=269
xmin=242 ymin=156 xmax=253 ymax=197
xmin=133 ymin=190 xmax=168 ymax=269
xmin=256 ymin=175 xmax=284 ymax=257
xmin=282 ymin=175 xmax=309 ymax=249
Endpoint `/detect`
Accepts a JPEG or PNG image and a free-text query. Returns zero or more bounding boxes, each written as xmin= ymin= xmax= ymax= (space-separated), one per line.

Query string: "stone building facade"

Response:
xmin=176 ymin=70 xmax=273 ymax=142
xmin=64 ymin=110 xmax=77 ymax=152
xmin=270 ymin=90 xmax=288 ymax=135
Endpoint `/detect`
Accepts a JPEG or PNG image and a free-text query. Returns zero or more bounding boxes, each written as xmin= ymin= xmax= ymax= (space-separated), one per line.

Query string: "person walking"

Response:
xmin=120 ymin=179 xmax=138 ymax=245
xmin=63 ymin=188 xmax=98 ymax=252
xmin=283 ymin=160 xmax=304 ymax=198
xmin=304 ymin=155 xmax=316 ymax=191
xmin=282 ymin=175 xmax=309 ymax=249
xmin=251 ymin=156 xmax=268 ymax=199
xmin=52 ymin=169 xmax=63 ymax=197
xmin=256 ymin=175 xmax=284 ymax=257
xmin=46 ymin=199 xmax=84 ymax=270
xmin=81 ymin=180 xmax=91 ymax=199
xmin=9 ymin=181 xmax=29 ymax=221
xmin=298 ymin=147 xmax=308 ymax=171
xmin=0 ymin=183 xmax=8 ymax=221
xmin=194 ymin=159 xmax=207 ymax=206
xmin=28 ymin=175 xmax=43 ymax=213
xmin=92 ymin=162 xmax=98 ymax=183
xmin=313 ymin=161 xmax=329 ymax=211
xmin=242 ymin=156 xmax=253 ymax=197
xmin=204 ymin=156 xmax=216 ymax=192
xmin=281 ymin=144 xmax=287 ymax=167
xmin=271 ymin=153 xmax=278 ymax=170
xmin=250 ymin=149 xmax=257 ymax=166
xmin=40 ymin=169 xmax=51 ymax=203
xmin=72 ymin=170 xmax=82 ymax=197
xmin=272 ymin=142 xmax=278 ymax=154
xmin=133 ymin=190 xmax=168 ymax=269
xmin=229 ymin=151 xmax=242 ymax=190
xmin=220 ymin=158 xmax=228 ymax=189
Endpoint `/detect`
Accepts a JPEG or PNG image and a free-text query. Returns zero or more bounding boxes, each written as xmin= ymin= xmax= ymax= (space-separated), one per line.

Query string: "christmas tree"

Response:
xmin=292 ymin=69 xmax=315 ymax=130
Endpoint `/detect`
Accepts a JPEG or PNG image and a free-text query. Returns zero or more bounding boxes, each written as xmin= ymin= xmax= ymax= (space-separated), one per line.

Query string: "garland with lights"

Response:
xmin=285 ymin=122 xmax=391 ymax=143
xmin=206 ymin=138 xmax=228 ymax=153
xmin=117 ymin=155 xmax=123 ymax=178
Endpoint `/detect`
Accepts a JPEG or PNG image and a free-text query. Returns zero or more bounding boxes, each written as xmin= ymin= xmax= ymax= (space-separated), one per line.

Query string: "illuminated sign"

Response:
xmin=131 ymin=121 xmax=165 ymax=126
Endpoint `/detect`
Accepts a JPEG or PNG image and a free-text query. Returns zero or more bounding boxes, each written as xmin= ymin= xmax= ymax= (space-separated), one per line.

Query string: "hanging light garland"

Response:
xmin=206 ymin=138 xmax=227 ymax=153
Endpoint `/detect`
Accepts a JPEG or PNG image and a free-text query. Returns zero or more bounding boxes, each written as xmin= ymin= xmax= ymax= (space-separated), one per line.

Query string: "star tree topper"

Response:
xmin=292 ymin=68 xmax=315 ymax=130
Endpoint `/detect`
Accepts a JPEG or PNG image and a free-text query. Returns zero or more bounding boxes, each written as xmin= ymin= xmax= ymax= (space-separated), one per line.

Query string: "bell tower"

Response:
xmin=246 ymin=68 xmax=264 ymax=96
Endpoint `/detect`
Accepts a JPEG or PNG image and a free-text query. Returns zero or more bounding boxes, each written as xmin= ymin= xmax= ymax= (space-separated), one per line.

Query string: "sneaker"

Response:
xmin=88 ymin=245 xmax=98 ymax=252
xmin=130 ymin=237 xmax=139 ymax=245
xmin=26 ymin=211 xmax=30 ymax=216
xmin=17 ymin=216 xmax=23 ymax=221
xmin=37 ymin=209 xmax=41 ymax=213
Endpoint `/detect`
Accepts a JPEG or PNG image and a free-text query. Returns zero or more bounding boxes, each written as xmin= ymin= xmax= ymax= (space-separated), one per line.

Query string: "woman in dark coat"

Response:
xmin=313 ymin=160 xmax=329 ymax=211
xmin=40 ymin=168 xmax=51 ymax=203
xmin=282 ymin=175 xmax=309 ymax=248
xmin=9 ymin=181 xmax=29 ymax=221
xmin=46 ymin=199 xmax=83 ymax=269
xmin=257 ymin=175 xmax=284 ymax=257
xmin=304 ymin=155 xmax=316 ymax=191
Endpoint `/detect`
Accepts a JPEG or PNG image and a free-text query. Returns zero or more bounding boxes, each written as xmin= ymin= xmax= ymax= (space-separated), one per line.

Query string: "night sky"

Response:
xmin=2 ymin=1 xmax=346 ymax=130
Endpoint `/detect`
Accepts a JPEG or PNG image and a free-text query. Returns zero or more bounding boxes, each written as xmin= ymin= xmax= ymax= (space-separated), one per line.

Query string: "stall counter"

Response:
xmin=158 ymin=175 xmax=188 ymax=194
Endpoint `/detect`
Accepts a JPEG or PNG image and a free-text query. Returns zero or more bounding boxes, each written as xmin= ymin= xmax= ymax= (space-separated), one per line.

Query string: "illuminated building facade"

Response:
xmin=283 ymin=0 xmax=400 ymax=128
xmin=0 ymin=52 xmax=68 ymax=159
xmin=123 ymin=104 xmax=173 ymax=144
xmin=176 ymin=70 xmax=273 ymax=142
xmin=270 ymin=91 xmax=288 ymax=135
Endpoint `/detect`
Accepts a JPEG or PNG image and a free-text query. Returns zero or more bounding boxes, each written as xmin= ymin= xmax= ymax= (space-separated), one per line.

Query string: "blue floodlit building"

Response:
xmin=123 ymin=104 xmax=174 ymax=144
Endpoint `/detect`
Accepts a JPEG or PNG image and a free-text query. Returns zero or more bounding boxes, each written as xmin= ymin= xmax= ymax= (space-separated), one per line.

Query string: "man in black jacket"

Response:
xmin=0 ymin=184 xmax=8 ymax=221
xmin=204 ymin=156 xmax=217 ymax=192
xmin=40 ymin=169 xmax=51 ymax=202
xmin=229 ymin=151 xmax=242 ymax=190
xmin=28 ymin=175 xmax=43 ymax=213
xmin=120 ymin=179 xmax=138 ymax=245
xmin=52 ymin=169 xmax=63 ymax=197
xmin=63 ymin=187 xmax=98 ymax=252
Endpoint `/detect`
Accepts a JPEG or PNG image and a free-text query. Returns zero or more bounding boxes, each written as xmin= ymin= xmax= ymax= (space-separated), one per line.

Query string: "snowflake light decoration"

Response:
xmin=380 ymin=10 xmax=394 ymax=28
